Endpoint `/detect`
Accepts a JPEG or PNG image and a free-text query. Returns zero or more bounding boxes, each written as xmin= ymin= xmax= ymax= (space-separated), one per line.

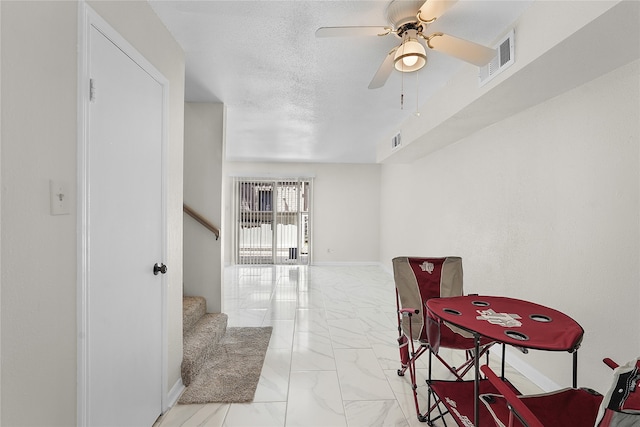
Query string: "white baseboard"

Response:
xmin=492 ymin=348 xmax=562 ymax=392
xmin=311 ymin=261 xmax=383 ymax=266
xmin=165 ymin=378 xmax=185 ymax=412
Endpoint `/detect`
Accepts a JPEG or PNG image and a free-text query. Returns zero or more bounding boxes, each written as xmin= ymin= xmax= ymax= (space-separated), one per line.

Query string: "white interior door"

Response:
xmin=85 ymin=24 xmax=164 ymax=426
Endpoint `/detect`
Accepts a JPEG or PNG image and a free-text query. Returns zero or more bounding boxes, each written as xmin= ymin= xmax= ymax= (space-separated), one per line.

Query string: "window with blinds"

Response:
xmin=232 ymin=178 xmax=311 ymax=265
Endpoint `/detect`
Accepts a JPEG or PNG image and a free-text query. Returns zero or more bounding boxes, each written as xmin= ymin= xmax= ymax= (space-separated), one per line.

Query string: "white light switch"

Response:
xmin=50 ymin=180 xmax=70 ymax=215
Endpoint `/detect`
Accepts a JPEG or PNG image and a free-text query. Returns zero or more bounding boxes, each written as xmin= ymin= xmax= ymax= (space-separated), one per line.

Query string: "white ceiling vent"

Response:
xmin=391 ymin=132 xmax=402 ymax=149
xmin=479 ymin=29 xmax=515 ymax=87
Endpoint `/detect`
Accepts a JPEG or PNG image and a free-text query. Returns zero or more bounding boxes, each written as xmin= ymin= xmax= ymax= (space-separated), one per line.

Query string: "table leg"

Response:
xmin=474 ymin=333 xmax=480 ymax=426
xmin=573 ymin=351 xmax=578 ymax=388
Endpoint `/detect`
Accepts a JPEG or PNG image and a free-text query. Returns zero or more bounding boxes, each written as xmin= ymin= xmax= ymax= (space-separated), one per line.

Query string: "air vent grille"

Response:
xmin=391 ymin=132 xmax=402 ymax=149
xmin=479 ymin=29 xmax=515 ymax=86
xmin=499 ymin=37 xmax=511 ymax=66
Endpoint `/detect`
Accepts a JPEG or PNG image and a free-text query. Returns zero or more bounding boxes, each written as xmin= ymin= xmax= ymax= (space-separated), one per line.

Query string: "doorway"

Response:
xmin=233 ymin=178 xmax=311 ymax=265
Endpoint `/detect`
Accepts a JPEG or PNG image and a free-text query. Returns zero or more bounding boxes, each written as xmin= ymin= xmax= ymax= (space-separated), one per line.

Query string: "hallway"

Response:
xmin=156 ymin=265 xmax=540 ymax=426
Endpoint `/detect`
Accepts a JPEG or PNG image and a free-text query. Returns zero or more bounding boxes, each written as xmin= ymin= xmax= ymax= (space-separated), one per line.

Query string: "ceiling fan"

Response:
xmin=316 ymin=0 xmax=496 ymax=89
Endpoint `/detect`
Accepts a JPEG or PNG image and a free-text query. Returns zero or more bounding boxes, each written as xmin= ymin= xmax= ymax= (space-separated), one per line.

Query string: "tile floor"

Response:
xmin=155 ymin=265 xmax=541 ymax=427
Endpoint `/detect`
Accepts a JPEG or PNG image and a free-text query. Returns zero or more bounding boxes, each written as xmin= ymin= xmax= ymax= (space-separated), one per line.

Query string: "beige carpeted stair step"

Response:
xmin=181 ymin=309 xmax=228 ymax=387
xmin=183 ymin=296 xmax=207 ymax=335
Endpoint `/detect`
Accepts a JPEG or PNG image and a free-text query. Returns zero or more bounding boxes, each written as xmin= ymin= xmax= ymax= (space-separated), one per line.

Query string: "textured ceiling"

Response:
xmin=149 ymin=0 xmax=533 ymax=163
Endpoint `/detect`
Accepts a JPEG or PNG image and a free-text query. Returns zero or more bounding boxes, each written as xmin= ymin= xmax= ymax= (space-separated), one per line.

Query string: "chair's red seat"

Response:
xmin=482 ymin=388 xmax=603 ymax=427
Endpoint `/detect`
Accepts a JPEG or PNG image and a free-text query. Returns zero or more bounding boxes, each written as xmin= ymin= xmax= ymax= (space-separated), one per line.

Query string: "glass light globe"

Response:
xmin=403 ymin=55 xmax=418 ymax=67
xmin=394 ymin=38 xmax=426 ymax=72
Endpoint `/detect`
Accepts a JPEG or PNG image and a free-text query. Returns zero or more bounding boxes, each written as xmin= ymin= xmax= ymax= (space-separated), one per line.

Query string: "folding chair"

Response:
xmin=595 ymin=357 xmax=640 ymax=427
xmin=480 ymin=357 xmax=640 ymax=427
xmin=393 ymin=256 xmax=494 ymax=422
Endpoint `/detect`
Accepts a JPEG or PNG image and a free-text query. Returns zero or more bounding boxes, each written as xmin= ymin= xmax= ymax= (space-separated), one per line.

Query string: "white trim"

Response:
xmin=0 ymin=2 xmax=3 ymax=422
xmin=166 ymin=378 xmax=185 ymax=410
xmin=76 ymin=4 xmax=90 ymax=424
xmin=76 ymin=3 xmax=170 ymax=425
xmin=500 ymin=348 xmax=562 ymax=392
xmin=504 ymin=352 xmax=562 ymax=392
xmin=380 ymin=263 xmax=394 ymax=276
xmin=311 ymin=261 xmax=383 ymax=267
xmin=228 ymin=173 xmax=317 ymax=179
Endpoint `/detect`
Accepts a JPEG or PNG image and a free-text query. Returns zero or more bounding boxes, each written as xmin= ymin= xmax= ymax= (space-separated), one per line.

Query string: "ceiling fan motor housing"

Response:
xmin=386 ymin=0 xmax=425 ymax=29
xmin=396 ymin=22 xmax=424 ymax=38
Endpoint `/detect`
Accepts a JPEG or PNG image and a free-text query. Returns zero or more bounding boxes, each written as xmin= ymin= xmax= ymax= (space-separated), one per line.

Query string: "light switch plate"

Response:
xmin=50 ymin=180 xmax=70 ymax=215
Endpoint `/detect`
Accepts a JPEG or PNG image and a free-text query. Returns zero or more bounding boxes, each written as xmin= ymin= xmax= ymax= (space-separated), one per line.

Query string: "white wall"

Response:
xmin=224 ymin=162 xmax=381 ymax=265
xmin=184 ymin=102 xmax=224 ymax=312
xmin=380 ymin=58 xmax=640 ymax=393
xmin=0 ymin=3 xmax=4 ymax=421
xmin=1 ymin=3 xmax=79 ymax=424
xmin=0 ymin=1 xmax=185 ymax=424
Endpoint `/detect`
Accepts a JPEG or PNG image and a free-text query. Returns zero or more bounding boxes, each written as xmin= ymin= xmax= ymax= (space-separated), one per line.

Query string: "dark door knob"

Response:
xmin=153 ymin=263 xmax=167 ymax=275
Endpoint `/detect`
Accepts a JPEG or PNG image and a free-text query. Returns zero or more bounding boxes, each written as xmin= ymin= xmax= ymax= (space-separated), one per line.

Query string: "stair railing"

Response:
xmin=183 ymin=204 xmax=220 ymax=240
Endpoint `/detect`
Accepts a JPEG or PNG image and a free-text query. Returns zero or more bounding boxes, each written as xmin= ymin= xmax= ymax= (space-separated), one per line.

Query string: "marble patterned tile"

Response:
xmin=182 ymin=405 xmax=229 ymax=427
xmin=323 ymin=297 xmax=357 ymax=321
xmin=154 ymin=404 xmax=197 ymax=426
xmin=222 ymin=402 xmax=286 ymax=427
xmin=334 ymin=349 xmax=395 ymax=401
xmin=364 ymin=327 xmax=398 ymax=348
xmin=266 ymin=319 xmax=294 ymax=349
xmin=285 ymin=371 xmax=347 ymax=427
xmin=384 ymin=369 xmax=432 ymax=426
xmin=349 ymin=290 xmax=393 ymax=309
xmin=321 ymin=286 xmax=352 ymax=300
xmin=343 ymin=400 xmax=410 ymax=427
xmin=296 ymin=291 xmax=326 ymax=309
xmin=237 ymin=297 xmax=272 ymax=311
xmin=274 ymin=268 xmax=301 ymax=286
xmin=357 ymin=307 xmax=398 ymax=334
xmin=371 ymin=341 xmax=404 ymax=371
xmin=264 ymin=300 xmax=298 ymax=321
xmin=294 ymin=308 xmax=329 ymax=334
xmin=154 ymin=403 xmax=229 ymax=427
xmin=290 ymin=331 xmax=336 ymax=371
xmin=253 ymin=348 xmax=291 ymax=402
xmin=324 ymin=304 xmax=357 ymax=321
xmin=383 ymin=368 xmax=458 ymax=427
xmin=224 ymin=308 xmax=267 ymax=327
xmin=272 ymin=285 xmax=298 ymax=301
xmin=327 ymin=319 xmax=371 ymax=349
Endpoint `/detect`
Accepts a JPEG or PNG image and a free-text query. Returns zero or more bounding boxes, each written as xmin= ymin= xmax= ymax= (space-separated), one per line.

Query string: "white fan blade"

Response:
xmin=315 ymin=26 xmax=392 ymax=38
xmin=368 ymin=47 xmax=398 ymax=89
xmin=426 ymin=33 xmax=495 ymax=66
xmin=417 ymin=0 xmax=458 ymax=23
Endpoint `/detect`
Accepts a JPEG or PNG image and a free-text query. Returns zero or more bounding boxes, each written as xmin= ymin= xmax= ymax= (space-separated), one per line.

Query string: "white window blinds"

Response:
xmin=232 ymin=178 xmax=311 ymax=265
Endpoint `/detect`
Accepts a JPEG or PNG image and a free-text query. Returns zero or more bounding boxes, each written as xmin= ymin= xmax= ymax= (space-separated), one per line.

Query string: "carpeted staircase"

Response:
xmin=182 ymin=296 xmax=228 ymax=387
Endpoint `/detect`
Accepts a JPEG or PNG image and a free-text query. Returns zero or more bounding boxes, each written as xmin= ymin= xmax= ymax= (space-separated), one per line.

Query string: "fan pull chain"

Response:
xmin=400 ymin=34 xmax=406 ymax=110
xmin=400 ymin=61 xmax=404 ymax=109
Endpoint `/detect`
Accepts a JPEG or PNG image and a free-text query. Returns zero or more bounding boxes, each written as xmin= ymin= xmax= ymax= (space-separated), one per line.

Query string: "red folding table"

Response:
xmin=425 ymin=295 xmax=584 ymax=426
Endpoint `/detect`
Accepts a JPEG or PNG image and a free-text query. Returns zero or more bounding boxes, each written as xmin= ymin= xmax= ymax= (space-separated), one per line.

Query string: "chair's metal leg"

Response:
xmin=437 ymin=399 xmax=448 ymax=427
xmin=425 ymin=382 xmax=448 ymax=426
xmin=486 ymin=346 xmax=490 ymax=368
xmin=453 ymin=343 xmax=494 ymax=379
xmin=501 ymin=343 xmax=506 ymax=379
xmin=426 ymin=347 xmax=432 ymax=422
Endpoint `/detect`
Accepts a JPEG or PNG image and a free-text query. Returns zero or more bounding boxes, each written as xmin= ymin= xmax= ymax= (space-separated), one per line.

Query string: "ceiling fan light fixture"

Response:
xmin=394 ymin=38 xmax=426 ymax=72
